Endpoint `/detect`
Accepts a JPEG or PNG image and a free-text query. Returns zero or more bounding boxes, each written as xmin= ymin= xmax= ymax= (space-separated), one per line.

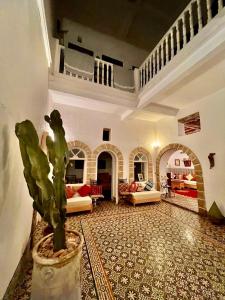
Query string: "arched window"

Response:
xmin=66 ymin=148 xmax=86 ymax=184
xmin=134 ymin=153 xmax=148 ymax=181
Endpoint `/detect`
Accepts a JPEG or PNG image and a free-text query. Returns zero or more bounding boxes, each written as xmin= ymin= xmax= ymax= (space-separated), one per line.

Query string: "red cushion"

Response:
xmin=77 ymin=184 xmax=91 ymax=197
xmin=65 ymin=186 xmax=75 ymax=199
xmin=129 ymin=182 xmax=138 ymax=193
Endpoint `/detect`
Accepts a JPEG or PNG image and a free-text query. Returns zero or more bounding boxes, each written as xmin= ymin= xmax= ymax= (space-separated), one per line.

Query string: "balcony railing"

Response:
xmin=139 ymin=0 xmax=225 ymax=89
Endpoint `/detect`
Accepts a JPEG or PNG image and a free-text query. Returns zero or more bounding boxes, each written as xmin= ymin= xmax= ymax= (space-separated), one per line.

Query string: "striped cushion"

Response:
xmin=144 ymin=180 xmax=154 ymax=191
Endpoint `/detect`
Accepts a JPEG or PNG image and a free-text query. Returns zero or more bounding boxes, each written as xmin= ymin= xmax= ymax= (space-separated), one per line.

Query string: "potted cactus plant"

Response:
xmin=15 ymin=110 xmax=83 ymax=300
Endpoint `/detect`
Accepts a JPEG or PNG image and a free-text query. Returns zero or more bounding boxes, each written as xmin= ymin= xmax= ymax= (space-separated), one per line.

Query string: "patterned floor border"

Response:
xmin=82 ymin=221 xmax=114 ymax=300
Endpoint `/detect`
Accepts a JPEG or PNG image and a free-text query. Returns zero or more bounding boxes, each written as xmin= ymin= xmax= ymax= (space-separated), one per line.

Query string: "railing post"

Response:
xmin=111 ymin=65 xmax=114 ymax=87
xmin=206 ymin=0 xmax=212 ymax=22
xmin=96 ymin=59 xmax=99 ymax=84
xmin=156 ymin=49 xmax=160 ymax=73
xmin=171 ymin=30 xmax=175 ymax=58
xmin=150 ymin=56 xmax=153 ymax=79
xmin=153 ymin=53 xmax=156 ymax=76
xmin=146 ymin=61 xmax=149 ymax=82
xmin=161 ymin=43 xmax=164 ymax=68
xmin=102 ymin=62 xmax=105 ymax=85
xmin=165 ymin=36 xmax=169 ymax=64
xmin=197 ymin=0 xmax=203 ymax=30
xmin=134 ymin=67 xmax=140 ymax=92
xmin=189 ymin=5 xmax=194 ymax=40
xmin=143 ymin=65 xmax=145 ymax=85
xmin=176 ymin=21 xmax=180 ymax=52
xmin=218 ymin=0 xmax=223 ymax=11
xmin=182 ymin=14 xmax=187 ymax=46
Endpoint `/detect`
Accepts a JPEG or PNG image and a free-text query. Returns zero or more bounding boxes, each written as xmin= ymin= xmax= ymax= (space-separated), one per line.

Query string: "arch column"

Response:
xmin=155 ymin=143 xmax=206 ymax=215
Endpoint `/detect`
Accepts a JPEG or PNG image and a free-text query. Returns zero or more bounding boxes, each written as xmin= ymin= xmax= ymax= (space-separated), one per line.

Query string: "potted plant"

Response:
xmin=15 ymin=110 xmax=83 ymax=300
xmin=208 ymin=201 xmax=225 ymax=225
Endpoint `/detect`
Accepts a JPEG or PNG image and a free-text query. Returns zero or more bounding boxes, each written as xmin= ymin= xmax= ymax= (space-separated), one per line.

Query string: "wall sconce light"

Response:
xmin=152 ymin=141 xmax=160 ymax=149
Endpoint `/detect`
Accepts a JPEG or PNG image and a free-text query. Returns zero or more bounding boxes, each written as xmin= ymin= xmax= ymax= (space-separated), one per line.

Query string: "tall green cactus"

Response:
xmin=15 ymin=110 xmax=69 ymax=251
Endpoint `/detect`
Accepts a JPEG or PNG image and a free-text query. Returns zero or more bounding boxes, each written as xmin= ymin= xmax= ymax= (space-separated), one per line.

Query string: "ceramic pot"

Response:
xmin=31 ymin=230 xmax=84 ymax=300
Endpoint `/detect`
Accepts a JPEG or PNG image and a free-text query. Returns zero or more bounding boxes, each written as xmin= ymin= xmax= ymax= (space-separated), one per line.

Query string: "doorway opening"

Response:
xmin=97 ymin=152 xmax=113 ymax=199
xmin=159 ymin=149 xmax=198 ymax=213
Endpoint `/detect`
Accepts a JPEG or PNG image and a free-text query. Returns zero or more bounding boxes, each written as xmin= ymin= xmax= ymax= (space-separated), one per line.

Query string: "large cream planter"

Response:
xmin=31 ymin=230 xmax=84 ymax=300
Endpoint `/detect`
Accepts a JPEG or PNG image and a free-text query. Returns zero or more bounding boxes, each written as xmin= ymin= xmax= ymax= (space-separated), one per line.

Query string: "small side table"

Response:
xmin=91 ymin=194 xmax=104 ymax=206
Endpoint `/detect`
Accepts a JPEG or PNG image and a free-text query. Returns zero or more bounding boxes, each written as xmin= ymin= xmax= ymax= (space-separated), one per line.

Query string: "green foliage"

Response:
xmin=15 ymin=110 xmax=69 ymax=251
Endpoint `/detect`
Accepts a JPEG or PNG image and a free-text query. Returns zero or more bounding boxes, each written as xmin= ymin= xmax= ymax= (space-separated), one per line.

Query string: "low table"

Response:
xmin=91 ymin=194 xmax=104 ymax=206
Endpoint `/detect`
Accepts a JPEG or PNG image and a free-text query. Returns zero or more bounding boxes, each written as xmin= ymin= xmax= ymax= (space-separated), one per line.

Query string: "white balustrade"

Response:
xmin=94 ymin=58 xmax=113 ymax=87
xmin=139 ymin=0 xmax=224 ymax=89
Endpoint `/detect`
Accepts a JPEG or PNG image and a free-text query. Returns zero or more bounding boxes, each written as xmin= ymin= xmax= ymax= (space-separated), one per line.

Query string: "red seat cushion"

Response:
xmin=65 ymin=186 xmax=75 ymax=199
xmin=77 ymin=184 xmax=91 ymax=197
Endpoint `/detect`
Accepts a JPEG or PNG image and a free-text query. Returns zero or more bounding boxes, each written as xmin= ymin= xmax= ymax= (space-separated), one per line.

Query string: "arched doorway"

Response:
xmin=93 ymin=144 xmax=124 ymax=204
xmin=156 ymin=143 xmax=206 ymax=215
xmin=97 ymin=152 xmax=113 ymax=199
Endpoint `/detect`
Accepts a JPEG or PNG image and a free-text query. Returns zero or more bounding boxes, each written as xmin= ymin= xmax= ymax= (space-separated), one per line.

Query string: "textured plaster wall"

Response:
xmin=0 ymin=0 xmax=49 ymax=297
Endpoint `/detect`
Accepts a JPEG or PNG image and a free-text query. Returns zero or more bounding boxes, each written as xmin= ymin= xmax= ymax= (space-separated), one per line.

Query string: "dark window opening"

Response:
xmin=103 ymin=128 xmax=111 ymax=141
xmin=102 ymin=55 xmax=123 ymax=67
xmin=66 ymin=160 xmax=84 ymax=184
xmin=68 ymin=42 xmax=94 ymax=57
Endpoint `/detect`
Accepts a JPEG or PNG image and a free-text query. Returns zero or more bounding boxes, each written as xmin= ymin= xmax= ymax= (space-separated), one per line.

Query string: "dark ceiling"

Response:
xmin=54 ymin=0 xmax=191 ymax=51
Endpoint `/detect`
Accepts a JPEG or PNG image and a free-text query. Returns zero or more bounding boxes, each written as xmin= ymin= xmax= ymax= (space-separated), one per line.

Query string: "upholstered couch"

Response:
xmin=66 ymin=184 xmax=93 ymax=214
xmin=129 ymin=189 xmax=161 ymax=206
xmin=119 ymin=181 xmax=162 ymax=206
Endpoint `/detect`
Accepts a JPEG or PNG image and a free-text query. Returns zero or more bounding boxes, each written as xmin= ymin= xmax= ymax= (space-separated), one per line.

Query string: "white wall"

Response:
xmin=53 ymin=103 xmax=156 ymax=180
xmin=156 ymin=89 xmax=225 ymax=213
xmin=167 ymin=151 xmax=194 ymax=169
xmin=62 ymin=19 xmax=147 ymax=69
xmin=0 ymin=0 xmax=49 ymax=297
xmin=61 ymin=19 xmax=148 ymax=86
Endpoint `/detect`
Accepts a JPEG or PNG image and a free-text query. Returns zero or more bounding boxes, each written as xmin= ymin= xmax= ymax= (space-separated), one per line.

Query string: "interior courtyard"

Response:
xmin=1 ymin=0 xmax=225 ymax=299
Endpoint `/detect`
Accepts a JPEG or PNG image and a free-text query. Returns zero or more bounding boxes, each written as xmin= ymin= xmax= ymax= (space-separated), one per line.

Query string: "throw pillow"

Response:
xmin=77 ymin=184 xmax=91 ymax=197
xmin=136 ymin=183 xmax=144 ymax=192
xmin=144 ymin=180 xmax=154 ymax=191
xmin=186 ymin=173 xmax=193 ymax=181
xmin=119 ymin=183 xmax=129 ymax=193
xmin=65 ymin=186 xmax=75 ymax=199
xmin=129 ymin=182 xmax=138 ymax=193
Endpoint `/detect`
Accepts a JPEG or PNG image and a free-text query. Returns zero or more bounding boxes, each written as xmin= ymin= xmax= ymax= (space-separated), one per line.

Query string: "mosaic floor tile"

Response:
xmin=10 ymin=200 xmax=225 ymax=300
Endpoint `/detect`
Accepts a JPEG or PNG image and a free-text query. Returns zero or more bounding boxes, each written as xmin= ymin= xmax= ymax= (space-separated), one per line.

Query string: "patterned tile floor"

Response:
xmin=163 ymin=194 xmax=199 ymax=213
xmin=11 ymin=200 xmax=225 ymax=300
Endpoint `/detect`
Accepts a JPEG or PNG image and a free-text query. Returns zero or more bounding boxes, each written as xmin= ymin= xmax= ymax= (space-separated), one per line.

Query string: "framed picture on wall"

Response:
xmin=138 ymin=173 xmax=144 ymax=181
xmin=175 ymin=159 xmax=180 ymax=166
